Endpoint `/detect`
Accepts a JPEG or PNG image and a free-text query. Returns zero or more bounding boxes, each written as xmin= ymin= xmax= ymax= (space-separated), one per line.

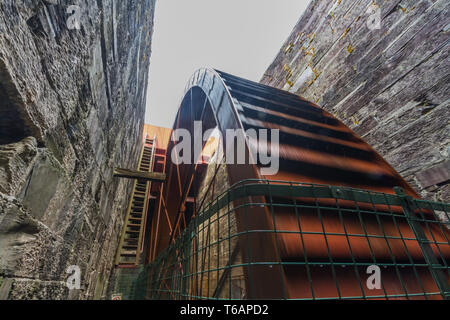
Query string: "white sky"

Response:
xmin=145 ymin=0 xmax=310 ymax=128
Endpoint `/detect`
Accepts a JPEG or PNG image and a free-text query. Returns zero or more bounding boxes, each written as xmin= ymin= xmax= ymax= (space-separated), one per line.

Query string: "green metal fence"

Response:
xmin=130 ymin=179 xmax=450 ymax=300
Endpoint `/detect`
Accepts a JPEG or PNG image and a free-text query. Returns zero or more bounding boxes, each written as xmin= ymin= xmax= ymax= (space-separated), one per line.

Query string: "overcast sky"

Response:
xmin=145 ymin=0 xmax=310 ymax=128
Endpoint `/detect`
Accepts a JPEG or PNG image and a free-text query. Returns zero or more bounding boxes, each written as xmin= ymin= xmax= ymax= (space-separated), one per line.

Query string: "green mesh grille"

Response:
xmin=129 ymin=180 xmax=450 ymax=300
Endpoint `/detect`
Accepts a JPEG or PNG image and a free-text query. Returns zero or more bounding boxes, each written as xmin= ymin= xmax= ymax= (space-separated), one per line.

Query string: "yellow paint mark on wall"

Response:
xmin=397 ymin=5 xmax=415 ymax=13
xmin=306 ymin=32 xmax=316 ymax=45
xmin=284 ymin=63 xmax=294 ymax=87
xmin=284 ymin=42 xmax=294 ymax=54
xmin=304 ymin=47 xmax=316 ymax=57
xmin=307 ymin=62 xmax=321 ymax=87
xmin=341 ymin=27 xmax=351 ymax=39
xmin=283 ymin=64 xmax=293 ymax=83
xmin=313 ymin=94 xmax=321 ymax=103
xmin=286 ymin=79 xmax=294 ymax=88
xmin=347 ymin=44 xmax=354 ymax=54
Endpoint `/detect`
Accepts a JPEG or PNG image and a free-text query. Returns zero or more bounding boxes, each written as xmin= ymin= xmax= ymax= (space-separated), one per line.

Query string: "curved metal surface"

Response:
xmin=148 ymin=68 xmax=449 ymax=299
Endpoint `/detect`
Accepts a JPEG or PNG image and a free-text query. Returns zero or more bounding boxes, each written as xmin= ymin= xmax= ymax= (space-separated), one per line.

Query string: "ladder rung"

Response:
xmin=120 ymin=253 xmax=137 ymax=257
xmin=122 ymin=245 xmax=138 ymax=249
xmin=127 ymin=227 xmax=140 ymax=231
xmin=127 ymin=226 xmax=140 ymax=230
xmin=118 ymin=262 xmax=137 ymax=266
xmin=121 ymin=251 xmax=137 ymax=257
xmin=127 ymin=224 xmax=141 ymax=228
xmin=134 ymin=194 xmax=146 ymax=197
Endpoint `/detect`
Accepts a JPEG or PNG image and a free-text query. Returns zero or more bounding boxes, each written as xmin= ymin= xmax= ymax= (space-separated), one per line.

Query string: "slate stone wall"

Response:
xmin=0 ymin=0 xmax=156 ymax=299
xmin=261 ymin=0 xmax=449 ymax=202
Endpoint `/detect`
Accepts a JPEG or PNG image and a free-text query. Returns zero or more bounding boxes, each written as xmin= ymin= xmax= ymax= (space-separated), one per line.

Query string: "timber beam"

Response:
xmin=114 ymin=168 xmax=166 ymax=182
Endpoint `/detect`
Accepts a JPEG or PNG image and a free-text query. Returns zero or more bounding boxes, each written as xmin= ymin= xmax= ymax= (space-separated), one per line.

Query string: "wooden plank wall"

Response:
xmin=261 ymin=0 xmax=449 ymax=202
xmin=143 ymin=124 xmax=172 ymax=149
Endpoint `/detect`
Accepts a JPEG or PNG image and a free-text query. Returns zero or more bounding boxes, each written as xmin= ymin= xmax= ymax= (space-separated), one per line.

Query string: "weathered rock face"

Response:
xmin=262 ymin=0 xmax=449 ymax=202
xmin=0 ymin=0 xmax=155 ymax=299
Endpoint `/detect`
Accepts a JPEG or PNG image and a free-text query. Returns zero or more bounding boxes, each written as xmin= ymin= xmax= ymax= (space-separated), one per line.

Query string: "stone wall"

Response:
xmin=261 ymin=0 xmax=449 ymax=202
xmin=0 ymin=0 xmax=155 ymax=299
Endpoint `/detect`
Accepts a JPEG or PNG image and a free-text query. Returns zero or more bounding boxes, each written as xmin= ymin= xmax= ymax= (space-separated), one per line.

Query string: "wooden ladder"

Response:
xmin=115 ymin=136 xmax=156 ymax=267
